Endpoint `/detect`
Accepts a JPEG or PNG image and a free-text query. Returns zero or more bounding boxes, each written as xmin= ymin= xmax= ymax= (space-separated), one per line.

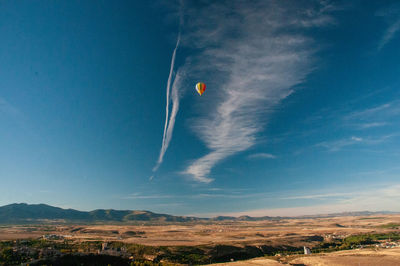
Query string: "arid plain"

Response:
xmin=1 ymin=214 xmax=400 ymax=246
xmin=208 ymin=248 xmax=400 ymax=266
xmin=2 ymin=214 xmax=400 ymax=265
xmin=0 ymin=215 xmax=400 ymax=246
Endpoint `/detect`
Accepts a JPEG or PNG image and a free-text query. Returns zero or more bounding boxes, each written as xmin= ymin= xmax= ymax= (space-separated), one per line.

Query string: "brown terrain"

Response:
xmin=1 ymin=214 xmax=400 ymax=265
xmin=209 ymin=248 xmax=400 ymax=266
xmin=1 ymin=214 xmax=399 ymax=246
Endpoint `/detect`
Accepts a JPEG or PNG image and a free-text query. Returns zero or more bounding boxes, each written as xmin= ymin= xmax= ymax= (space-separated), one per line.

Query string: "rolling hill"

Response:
xmin=0 ymin=203 xmax=202 ymax=224
xmin=0 ymin=203 xmax=395 ymax=224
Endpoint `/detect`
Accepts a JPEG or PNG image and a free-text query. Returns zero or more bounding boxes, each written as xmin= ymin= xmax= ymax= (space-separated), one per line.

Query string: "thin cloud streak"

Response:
xmin=376 ymin=4 xmax=400 ymax=50
xmin=316 ymin=134 xmax=397 ymax=152
xmin=122 ymin=190 xmax=267 ymax=201
xmin=280 ymin=192 xmax=352 ymax=200
xmin=123 ymin=194 xmax=175 ymax=200
xmin=152 ymin=33 xmax=181 ymax=173
xmin=357 ymin=122 xmax=388 ymax=129
xmin=315 ymin=136 xmax=363 ymax=152
xmin=378 ymin=19 xmax=400 ymax=50
xmin=195 ymin=184 xmax=400 ymax=217
xmin=181 ymin=1 xmax=334 ymax=182
xmin=344 ymin=101 xmax=397 ymax=120
xmin=247 ymin=153 xmax=276 ymax=159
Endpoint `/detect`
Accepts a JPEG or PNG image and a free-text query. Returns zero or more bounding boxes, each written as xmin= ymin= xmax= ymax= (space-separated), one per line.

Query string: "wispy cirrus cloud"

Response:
xmin=247 ymin=153 xmax=276 ymax=159
xmin=123 ymin=181 xmax=400 ymax=217
xmin=123 ymin=188 xmax=260 ymax=201
xmin=344 ymin=101 xmax=400 ymax=120
xmin=356 ymin=122 xmax=389 ymax=129
xmin=178 ymin=1 xmax=334 ymax=183
xmin=342 ymin=100 xmax=400 ymax=132
xmin=316 ymin=134 xmax=399 ymax=152
xmin=198 ymin=183 xmax=400 ymax=217
xmin=280 ymin=192 xmax=352 ymax=200
xmin=376 ymin=5 xmax=400 ymax=50
xmin=315 ymin=136 xmax=363 ymax=152
xmin=123 ymin=193 xmax=175 ymax=200
xmin=378 ymin=20 xmax=400 ymax=50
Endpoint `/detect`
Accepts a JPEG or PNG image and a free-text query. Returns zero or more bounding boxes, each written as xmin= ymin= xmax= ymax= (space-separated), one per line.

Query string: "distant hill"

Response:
xmin=297 ymin=211 xmax=398 ymax=219
xmin=0 ymin=203 xmax=396 ymax=224
xmin=0 ymin=203 xmax=89 ymax=223
xmin=0 ymin=203 xmax=202 ymax=224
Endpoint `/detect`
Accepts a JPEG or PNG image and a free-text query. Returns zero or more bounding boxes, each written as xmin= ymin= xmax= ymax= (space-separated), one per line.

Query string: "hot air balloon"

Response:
xmin=195 ymin=82 xmax=206 ymax=96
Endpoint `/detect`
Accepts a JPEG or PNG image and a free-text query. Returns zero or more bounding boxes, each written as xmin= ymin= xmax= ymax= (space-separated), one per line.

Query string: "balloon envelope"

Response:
xmin=195 ymin=82 xmax=206 ymax=96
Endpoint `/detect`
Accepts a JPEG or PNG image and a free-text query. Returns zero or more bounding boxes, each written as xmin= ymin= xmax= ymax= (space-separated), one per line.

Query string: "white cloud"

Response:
xmin=152 ymin=34 xmax=182 ymax=173
xmin=280 ymin=192 xmax=352 ymax=200
xmin=247 ymin=153 xmax=276 ymax=159
xmin=197 ymin=184 xmax=400 ymax=217
xmin=357 ymin=122 xmax=388 ymax=129
xmin=341 ymin=100 xmax=400 ymax=137
xmin=344 ymin=101 xmax=398 ymax=120
xmin=376 ymin=4 xmax=400 ymax=50
xmin=315 ymin=137 xmax=361 ymax=151
xmin=378 ymin=19 xmax=400 ymax=50
xmin=351 ymin=136 xmax=363 ymax=142
xmin=123 ymin=193 xmax=174 ymax=200
xmin=178 ymin=1 xmax=334 ymax=182
xmin=316 ymin=134 xmax=396 ymax=152
xmin=121 ymin=192 xmax=253 ymax=201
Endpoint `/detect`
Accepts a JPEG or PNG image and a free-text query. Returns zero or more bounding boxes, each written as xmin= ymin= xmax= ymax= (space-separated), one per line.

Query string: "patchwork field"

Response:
xmin=1 ymin=214 xmax=400 ymax=246
xmin=1 ymin=214 xmax=400 ymax=265
xmin=209 ymin=248 xmax=400 ymax=266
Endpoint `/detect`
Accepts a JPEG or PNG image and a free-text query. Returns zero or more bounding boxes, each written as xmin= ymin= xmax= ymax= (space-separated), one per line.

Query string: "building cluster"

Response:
xmin=38 ymin=247 xmax=62 ymax=258
xmin=11 ymin=245 xmax=37 ymax=258
xmin=5 ymin=245 xmax=63 ymax=265
xmin=98 ymin=242 xmax=130 ymax=257
xmin=42 ymin=234 xmax=65 ymax=240
xmin=375 ymin=241 xmax=400 ymax=249
xmin=1 ymin=240 xmax=144 ymax=265
xmin=323 ymin=233 xmax=349 ymax=240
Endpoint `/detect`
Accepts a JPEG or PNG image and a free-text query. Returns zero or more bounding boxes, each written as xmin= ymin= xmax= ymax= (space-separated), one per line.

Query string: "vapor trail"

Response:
xmin=152 ymin=33 xmax=181 ymax=174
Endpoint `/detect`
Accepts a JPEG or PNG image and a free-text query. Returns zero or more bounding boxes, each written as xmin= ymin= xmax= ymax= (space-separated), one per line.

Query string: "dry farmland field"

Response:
xmin=1 ymin=214 xmax=400 ymax=246
xmin=1 ymin=214 xmax=400 ymax=265
xmin=208 ymin=248 xmax=400 ymax=266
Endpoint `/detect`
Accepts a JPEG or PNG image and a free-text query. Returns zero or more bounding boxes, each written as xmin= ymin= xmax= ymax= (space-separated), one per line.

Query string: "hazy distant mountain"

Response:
xmin=297 ymin=211 xmax=398 ymax=219
xmin=212 ymin=216 xmax=237 ymax=221
xmin=0 ymin=203 xmax=202 ymax=224
xmin=0 ymin=203 xmax=396 ymax=224
xmin=213 ymin=215 xmax=280 ymax=221
xmin=0 ymin=203 xmax=89 ymax=223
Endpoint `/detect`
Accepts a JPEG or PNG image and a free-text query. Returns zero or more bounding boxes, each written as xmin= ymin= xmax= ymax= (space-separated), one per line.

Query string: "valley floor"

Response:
xmin=209 ymin=247 xmax=400 ymax=266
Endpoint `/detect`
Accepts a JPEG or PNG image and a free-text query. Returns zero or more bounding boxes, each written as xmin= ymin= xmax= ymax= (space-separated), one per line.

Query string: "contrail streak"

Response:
xmin=152 ymin=32 xmax=181 ymax=174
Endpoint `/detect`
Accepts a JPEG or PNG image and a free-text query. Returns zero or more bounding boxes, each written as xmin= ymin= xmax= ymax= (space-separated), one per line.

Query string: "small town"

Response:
xmin=0 ymin=238 xmax=163 ymax=265
xmin=1 ymin=232 xmax=400 ymax=265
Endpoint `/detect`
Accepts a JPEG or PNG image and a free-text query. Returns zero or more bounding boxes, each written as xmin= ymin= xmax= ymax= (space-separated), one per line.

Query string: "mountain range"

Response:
xmin=0 ymin=203 xmax=203 ymax=224
xmin=0 ymin=203 xmax=395 ymax=224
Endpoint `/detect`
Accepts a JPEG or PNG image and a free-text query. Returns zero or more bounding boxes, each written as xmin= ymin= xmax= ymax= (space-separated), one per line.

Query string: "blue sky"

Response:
xmin=1 ymin=0 xmax=400 ymax=216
